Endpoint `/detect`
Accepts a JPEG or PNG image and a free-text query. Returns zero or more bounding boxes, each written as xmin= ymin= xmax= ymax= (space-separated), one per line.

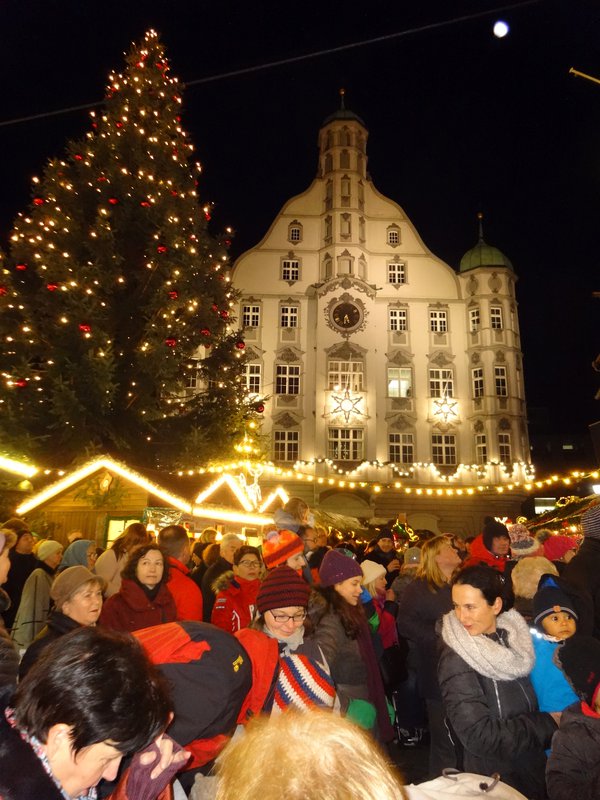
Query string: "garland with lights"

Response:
xmin=0 ymin=30 xmax=264 ymax=468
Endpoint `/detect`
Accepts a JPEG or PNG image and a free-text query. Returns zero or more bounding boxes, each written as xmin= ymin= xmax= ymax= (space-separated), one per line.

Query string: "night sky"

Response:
xmin=1 ymin=0 xmax=598 ymax=452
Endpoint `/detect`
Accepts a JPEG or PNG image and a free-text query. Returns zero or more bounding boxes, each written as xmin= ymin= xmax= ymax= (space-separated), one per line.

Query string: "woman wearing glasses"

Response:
xmin=237 ymin=565 xmax=335 ymax=713
xmin=211 ymin=546 xmax=263 ymax=633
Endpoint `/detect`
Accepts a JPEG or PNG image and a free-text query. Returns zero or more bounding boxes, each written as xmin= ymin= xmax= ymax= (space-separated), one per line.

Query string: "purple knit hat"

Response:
xmin=318 ymin=549 xmax=362 ymax=587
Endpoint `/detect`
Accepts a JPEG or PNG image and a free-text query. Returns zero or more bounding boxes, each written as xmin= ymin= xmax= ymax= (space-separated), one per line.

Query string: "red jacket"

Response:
xmin=99 ymin=578 xmax=177 ymax=633
xmin=211 ymin=575 xmax=260 ymax=633
xmin=165 ymin=557 xmax=203 ymax=621
xmin=463 ymin=533 xmax=511 ymax=573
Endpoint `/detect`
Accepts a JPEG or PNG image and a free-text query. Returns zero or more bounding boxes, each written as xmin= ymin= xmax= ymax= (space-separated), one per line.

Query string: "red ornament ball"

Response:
xmin=157 ymin=245 xmax=167 ymax=254
xmin=16 ymin=264 xmax=27 ymax=271
xmin=108 ymin=197 xmax=119 ymax=205
xmin=79 ymin=324 xmax=92 ymax=333
xmin=15 ymin=379 xmax=27 ymax=388
xmin=0 ymin=286 xmax=7 ymax=296
xmin=200 ymin=328 xmax=211 ymax=336
xmin=219 ymin=310 xmax=229 ymax=319
xmin=235 ymin=341 xmax=245 ymax=350
xmin=255 ymin=403 xmax=265 ymax=414
xmin=33 ymin=197 xmax=44 ymax=206
xmin=97 ymin=176 xmax=107 ymax=182
xmin=116 ymin=121 xmax=123 ymax=128
xmin=165 ymin=337 xmax=177 ymax=347
xmin=168 ymin=290 xmax=178 ymax=299
xmin=140 ymin=201 xmax=150 ymax=207
xmin=74 ymin=154 xmax=83 ymax=161
xmin=46 ymin=283 xmax=59 ymax=292
xmin=211 ymin=304 xmax=218 ymax=312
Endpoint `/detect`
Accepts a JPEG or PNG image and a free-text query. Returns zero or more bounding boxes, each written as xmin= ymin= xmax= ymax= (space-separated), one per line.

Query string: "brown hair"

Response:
xmin=121 ymin=544 xmax=169 ymax=584
xmin=318 ymin=585 xmax=366 ymax=638
xmin=111 ymin=523 xmax=149 ymax=559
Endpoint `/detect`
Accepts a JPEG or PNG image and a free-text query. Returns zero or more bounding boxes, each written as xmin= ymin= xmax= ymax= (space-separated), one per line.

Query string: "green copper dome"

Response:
xmin=322 ymin=89 xmax=366 ymax=128
xmin=459 ymin=215 xmax=513 ymax=272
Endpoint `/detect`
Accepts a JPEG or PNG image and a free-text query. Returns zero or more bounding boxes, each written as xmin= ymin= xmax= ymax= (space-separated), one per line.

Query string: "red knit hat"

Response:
xmin=262 ymin=529 xmax=304 ymax=569
xmin=257 ymin=565 xmax=310 ymax=613
xmin=543 ymin=534 xmax=579 ymax=563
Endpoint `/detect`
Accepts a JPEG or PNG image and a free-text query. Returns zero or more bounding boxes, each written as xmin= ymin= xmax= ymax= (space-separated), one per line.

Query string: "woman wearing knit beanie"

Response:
xmin=239 ymin=565 xmax=336 ymax=713
xmin=261 ymin=529 xmax=307 ymax=572
xmin=312 ymin=549 xmax=395 ymax=742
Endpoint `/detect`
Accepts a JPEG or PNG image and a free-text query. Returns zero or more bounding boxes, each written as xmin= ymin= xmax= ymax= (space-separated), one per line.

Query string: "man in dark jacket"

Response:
xmin=561 ymin=504 xmax=600 ymax=638
xmin=362 ymin=530 xmax=401 ymax=587
xmin=201 ymin=533 xmax=242 ymax=621
xmin=2 ymin=520 xmax=37 ymax=630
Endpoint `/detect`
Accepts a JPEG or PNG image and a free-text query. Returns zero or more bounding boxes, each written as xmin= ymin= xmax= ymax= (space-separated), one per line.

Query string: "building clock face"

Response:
xmin=332 ymin=301 xmax=361 ymax=330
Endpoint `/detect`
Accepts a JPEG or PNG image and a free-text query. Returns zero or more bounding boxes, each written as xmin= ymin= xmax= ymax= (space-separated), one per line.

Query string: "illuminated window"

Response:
xmin=244 ymin=364 xmax=261 ymax=394
xmin=288 ymin=222 xmax=302 ymax=243
xmin=242 ymin=304 xmax=260 ymax=328
xmin=328 ymin=360 xmax=363 ymax=392
xmin=387 ymin=227 xmax=400 ymax=245
xmin=389 ymin=433 xmax=414 ymax=463
xmin=274 ymin=430 xmax=299 ymax=462
xmin=494 ymin=366 xmax=508 ymax=397
xmin=429 ymin=309 xmax=448 ymax=333
xmin=387 ymin=368 xmax=412 ymax=398
xmin=432 ymin=434 xmax=457 ymax=465
xmin=469 ymin=307 xmax=480 ymax=332
xmin=281 ymin=259 xmax=300 ymax=282
xmin=472 ymin=367 xmax=484 ymax=399
xmin=388 ymin=261 xmax=406 ymax=284
xmin=280 ymin=305 xmax=299 ymax=328
xmin=498 ymin=433 xmax=512 ymax=462
xmin=276 ymin=364 xmax=300 ymax=395
xmin=491 ymin=306 xmax=503 ymax=330
xmin=389 ymin=308 xmax=407 ymax=331
xmin=429 ymin=368 xmax=454 ymax=398
xmin=475 ymin=434 xmax=487 ymax=464
xmin=185 ymin=358 xmax=201 ymax=389
xmin=328 ymin=428 xmax=364 ymax=460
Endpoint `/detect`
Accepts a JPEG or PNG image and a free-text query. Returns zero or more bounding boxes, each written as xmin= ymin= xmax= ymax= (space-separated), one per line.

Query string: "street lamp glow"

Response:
xmin=493 ymin=20 xmax=509 ymax=38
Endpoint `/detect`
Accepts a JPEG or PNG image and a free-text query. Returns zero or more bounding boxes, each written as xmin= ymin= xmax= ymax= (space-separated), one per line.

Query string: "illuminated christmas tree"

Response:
xmin=0 ymin=30 xmax=258 ymax=468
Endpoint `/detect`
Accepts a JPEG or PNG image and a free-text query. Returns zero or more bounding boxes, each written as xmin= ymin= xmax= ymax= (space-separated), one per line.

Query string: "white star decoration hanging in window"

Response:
xmin=432 ymin=394 xmax=459 ymax=423
xmin=331 ymin=390 xmax=363 ymax=422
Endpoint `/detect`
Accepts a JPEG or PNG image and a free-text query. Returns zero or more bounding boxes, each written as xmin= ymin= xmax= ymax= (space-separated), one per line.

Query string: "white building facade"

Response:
xmin=232 ymin=105 xmax=532 ymax=529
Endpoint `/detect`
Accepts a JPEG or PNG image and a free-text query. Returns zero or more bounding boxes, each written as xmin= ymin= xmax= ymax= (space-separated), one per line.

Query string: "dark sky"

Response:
xmin=0 ymin=0 xmax=598 ymax=442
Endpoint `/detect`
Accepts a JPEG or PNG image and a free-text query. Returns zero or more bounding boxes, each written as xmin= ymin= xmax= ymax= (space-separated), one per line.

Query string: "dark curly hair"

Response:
xmin=121 ymin=543 xmax=169 ymax=584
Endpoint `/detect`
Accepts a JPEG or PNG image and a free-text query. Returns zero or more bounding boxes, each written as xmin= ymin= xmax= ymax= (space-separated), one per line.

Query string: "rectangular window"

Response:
xmin=328 ymin=360 xmax=363 ymax=392
xmin=387 ymin=229 xmax=400 ymax=245
xmin=280 ymin=305 xmax=299 ymax=328
xmin=389 ymin=308 xmax=408 ymax=331
xmin=389 ymin=433 xmax=414 ymax=464
xmin=494 ymin=366 xmax=508 ymax=397
xmin=289 ymin=226 xmax=301 ymax=242
xmin=281 ymin=259 xmax=300 ymax=281
xmin=469 ymin=308 xmax=480 ymax=332
xmin=475 ymin=434 xmax=487 ymax=465
xmin=472 ymin=367 xmax=484 ymax=399
xmin=274 ymin=430 xmax=299 ymax=462
xmin=432 ymin=434 xmax=457 ymax=465
xmin=328 ymin=428 xmax=364 ymax=461
xmin=185 ymin=358 xmax=201 ymax=389
xmin=490 ymin=306 xmax=503 ymax=330
xmin=429 ymin=309 xmax=448 ymax=333
xmin=387 ymin=261 xmax=406 ymax=284
xmin=242 ymin=304 xmax=260 ymax=328
xmin=387 ymin=367 xmax=412 ymax=398
xmin=429 ymin=368 xmax=454 ymax=398
xmin=244 ymin=364 xmax=261 ymax=394
xmin=498 ymin=433 xmax=512 ymax=463
xmin=276 ymin=364 xmax=300 ymax=395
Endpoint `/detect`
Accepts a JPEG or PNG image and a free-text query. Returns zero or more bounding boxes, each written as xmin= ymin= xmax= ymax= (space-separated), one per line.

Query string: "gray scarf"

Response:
xmin=441 ymin=608 xmax=534 ymax=680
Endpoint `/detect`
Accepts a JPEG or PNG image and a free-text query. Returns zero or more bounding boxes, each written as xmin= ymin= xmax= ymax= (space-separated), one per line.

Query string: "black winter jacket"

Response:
xmin=18 ymin=610 xmax=81 ymax=680
xmin=438 ymin=633 xmax=557 ymax=799
xmin=561 ymin=538 xmax=600 ymax=638
xmin=546 ymin=701 xmax=600 ymax=800
xmin=396 ymin=578 xmax=452 ymax=699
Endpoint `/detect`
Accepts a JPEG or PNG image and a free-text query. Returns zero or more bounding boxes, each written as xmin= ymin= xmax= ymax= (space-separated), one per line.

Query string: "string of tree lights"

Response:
xmin=0 ymin=30 xmax=266 ymax=469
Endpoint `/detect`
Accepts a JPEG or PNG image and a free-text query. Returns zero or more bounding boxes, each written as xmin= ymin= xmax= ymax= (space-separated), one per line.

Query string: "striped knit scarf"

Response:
xmin=272 ymin=651 xmax=336 ymax=712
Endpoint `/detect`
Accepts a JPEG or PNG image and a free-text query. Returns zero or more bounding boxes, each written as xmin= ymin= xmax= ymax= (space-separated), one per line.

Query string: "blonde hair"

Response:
xmin=283 ymin=497 xmax=309 ymax=522
xmin=511 ymin=556 xmax=558 ymax=599
xmin=416 ymin=535 xmax=453 ymax=589
xmin=215 ymin=710 xmax=404 ymax=800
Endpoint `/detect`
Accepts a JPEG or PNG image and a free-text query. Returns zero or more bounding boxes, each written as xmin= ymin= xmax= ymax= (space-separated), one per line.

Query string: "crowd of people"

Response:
xmin=1 ymin=498 xmax=600 ymax=799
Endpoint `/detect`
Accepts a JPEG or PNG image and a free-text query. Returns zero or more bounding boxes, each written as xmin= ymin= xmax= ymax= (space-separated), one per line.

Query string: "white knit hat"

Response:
xmin=361 ymin=559 xmax=386 ymax=585
xmin=37 ymin=540 xmax=63 ymax=563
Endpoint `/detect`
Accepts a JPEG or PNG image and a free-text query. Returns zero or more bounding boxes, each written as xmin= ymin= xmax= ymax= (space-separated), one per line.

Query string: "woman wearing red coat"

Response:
xmin=211 ymin=546 xmax=262 ymax=633
xmin=100 ymin=544 xmax=177 ymax=633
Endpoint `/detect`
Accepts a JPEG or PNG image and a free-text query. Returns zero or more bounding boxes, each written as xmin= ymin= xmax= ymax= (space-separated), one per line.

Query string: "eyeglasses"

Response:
xmin=269 ymin=610 xmax=307 ymax=623
xmin=238 ymin=560 xmax=260 ymax=568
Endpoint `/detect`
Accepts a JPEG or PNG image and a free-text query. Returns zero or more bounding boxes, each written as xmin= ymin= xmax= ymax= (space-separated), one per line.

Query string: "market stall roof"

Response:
xmin=527 ymin=495 xmax=599 ymax=533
